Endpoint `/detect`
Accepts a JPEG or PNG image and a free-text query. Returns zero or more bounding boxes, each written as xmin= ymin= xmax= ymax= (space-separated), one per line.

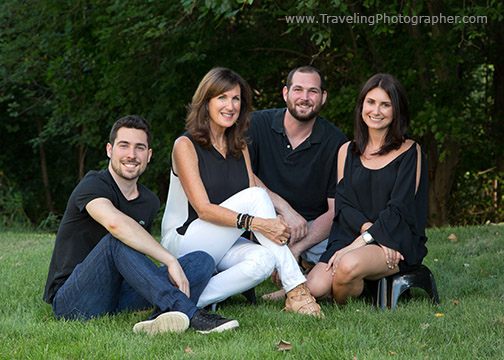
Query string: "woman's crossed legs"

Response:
xmin=307 ymin=244 xmax=399 ymax=304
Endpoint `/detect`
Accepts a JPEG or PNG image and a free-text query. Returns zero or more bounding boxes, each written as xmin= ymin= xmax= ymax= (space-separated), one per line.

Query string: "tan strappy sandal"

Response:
xmin=284 ymin=283 xmax=324 ymax=318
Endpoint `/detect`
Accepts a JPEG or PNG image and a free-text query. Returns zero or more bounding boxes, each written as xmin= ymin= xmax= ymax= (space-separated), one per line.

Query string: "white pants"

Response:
xmin=178 ymin=187 xmax=306 ymax=308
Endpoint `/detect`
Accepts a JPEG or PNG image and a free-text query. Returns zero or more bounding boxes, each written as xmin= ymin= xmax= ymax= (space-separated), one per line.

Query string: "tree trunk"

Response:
xmin=490 ymin=19 xmax=504 ymax=216
xmin=406 ymin=0 xmax=461 ymax=226
xmin=35 ymin=116 xmax=53 ymax=213
xmin=77 ymin=124 xmax=88 ymax=180
xmin=78 ymin=143 xmax=87 ymax=180
xmin=424 ymin=134 xmax=460 ymax=226
xmin=492 ymin=19 xmax=504 ymax=173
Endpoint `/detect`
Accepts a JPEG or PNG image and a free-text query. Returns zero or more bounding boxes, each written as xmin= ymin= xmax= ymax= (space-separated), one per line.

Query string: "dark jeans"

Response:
xmin=52 ymin=234 xmax=214 ymax=321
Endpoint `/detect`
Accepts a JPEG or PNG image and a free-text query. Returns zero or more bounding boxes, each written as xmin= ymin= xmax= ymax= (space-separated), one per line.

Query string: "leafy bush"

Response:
xmin=37 ymin=212 xmax=61 ymax=233
xmin=0 ymin=172 xmax=31 ymax=228
xmin=450 ymin=168 xmax=504 ymax=225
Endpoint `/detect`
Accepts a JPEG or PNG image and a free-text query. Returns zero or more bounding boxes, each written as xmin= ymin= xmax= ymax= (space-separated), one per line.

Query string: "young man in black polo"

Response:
xmin=246 ymin=66 xmax=347 ymax=297
xmin=43 ymin=115 xmax=238 ymax=334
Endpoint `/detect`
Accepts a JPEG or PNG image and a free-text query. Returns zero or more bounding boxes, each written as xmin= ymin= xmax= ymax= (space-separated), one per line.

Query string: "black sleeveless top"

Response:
xmin=177 ymin=132 xmax=249 ymax=235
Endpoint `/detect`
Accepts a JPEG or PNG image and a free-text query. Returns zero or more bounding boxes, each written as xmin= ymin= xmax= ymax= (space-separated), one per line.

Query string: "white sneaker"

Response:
xmin=133 ymin=311 xmax=190 ymax=335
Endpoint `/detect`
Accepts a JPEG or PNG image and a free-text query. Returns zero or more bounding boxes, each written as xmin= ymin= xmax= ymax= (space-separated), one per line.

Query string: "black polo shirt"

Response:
xmin=247 ymin=108 xmax=347 ymax=221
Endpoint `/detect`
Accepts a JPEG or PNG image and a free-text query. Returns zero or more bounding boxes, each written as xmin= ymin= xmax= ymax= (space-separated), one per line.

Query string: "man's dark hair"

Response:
xmin=286 ymin=65 xmax=325 ymax=92
xmin=109 ymin=115 xmax=152 ymax=148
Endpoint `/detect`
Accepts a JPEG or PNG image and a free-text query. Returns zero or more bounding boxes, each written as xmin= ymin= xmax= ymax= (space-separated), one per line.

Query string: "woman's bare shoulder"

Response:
xmin=403 ymin=138 xmax=415 ymax=150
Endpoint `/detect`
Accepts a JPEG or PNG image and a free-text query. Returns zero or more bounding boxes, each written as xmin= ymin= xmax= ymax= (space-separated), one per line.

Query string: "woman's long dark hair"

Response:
xmin=186 ymin=67 xmax=252 ymax=159
xmin=350 ymin=73 xmax=410 ymax=156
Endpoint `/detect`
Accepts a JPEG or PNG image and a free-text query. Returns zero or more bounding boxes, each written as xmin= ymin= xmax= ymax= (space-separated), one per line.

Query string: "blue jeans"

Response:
xmin=52 ymin=234 xmax=214 ymax=321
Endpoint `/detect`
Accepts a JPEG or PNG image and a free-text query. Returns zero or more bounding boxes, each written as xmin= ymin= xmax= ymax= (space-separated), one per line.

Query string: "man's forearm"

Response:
xmin=87 ymin=198 xmax=178 ymax=267
xmin=289 ymin=209 xmax=333 ymax=255
xmin=253 ymin=174 xmax=290 ymax=214
xmin=253 ymin=174 xmax=308 ymax=242
xmin=109 ymin=214 xmax=179 ymax=266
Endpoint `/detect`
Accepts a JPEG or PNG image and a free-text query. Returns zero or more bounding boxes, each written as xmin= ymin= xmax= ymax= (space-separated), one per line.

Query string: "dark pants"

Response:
xmin=52 ymin=234 xmax=214 ymax=321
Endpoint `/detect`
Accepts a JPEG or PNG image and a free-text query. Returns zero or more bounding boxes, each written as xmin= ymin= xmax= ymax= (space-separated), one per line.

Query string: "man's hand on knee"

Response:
xmin=167 ymin=258 xmax=190 ymax=298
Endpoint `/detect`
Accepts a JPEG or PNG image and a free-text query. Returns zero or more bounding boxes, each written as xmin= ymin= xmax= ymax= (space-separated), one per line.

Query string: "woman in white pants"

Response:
xmin=161 ymin=67 xmax=322 ymax=317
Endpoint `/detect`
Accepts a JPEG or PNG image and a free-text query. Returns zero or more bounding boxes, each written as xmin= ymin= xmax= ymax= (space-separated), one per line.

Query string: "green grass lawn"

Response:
xmin=1 ymin=225 xmax=503 ymax=359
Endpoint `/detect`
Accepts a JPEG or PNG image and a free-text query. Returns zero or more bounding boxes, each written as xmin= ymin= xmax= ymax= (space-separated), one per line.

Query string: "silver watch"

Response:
xmin=362 ymin=231 xmax=374 ymax=244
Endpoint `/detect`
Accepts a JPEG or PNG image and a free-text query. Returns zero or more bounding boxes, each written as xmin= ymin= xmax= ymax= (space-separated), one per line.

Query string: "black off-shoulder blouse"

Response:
xmin=320 ymin=142 xmax=428 ymax=271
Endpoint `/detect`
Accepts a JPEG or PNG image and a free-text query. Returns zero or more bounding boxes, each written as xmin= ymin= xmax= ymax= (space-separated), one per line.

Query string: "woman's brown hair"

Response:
xmin=186 ymin=67 xmax=252 ymax=159
xmin=350 ymin=73 xmax=410 ymax=156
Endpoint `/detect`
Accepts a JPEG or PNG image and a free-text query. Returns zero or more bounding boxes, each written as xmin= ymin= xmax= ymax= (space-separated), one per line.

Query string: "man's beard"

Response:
xmin=286 ymin=99 xmax=323 ymax=122
xmin=110 ymin=159 xmax=145 ymax=181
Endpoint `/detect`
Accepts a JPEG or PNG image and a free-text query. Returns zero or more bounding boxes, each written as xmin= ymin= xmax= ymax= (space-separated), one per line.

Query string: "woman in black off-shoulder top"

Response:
xmin=306 ymin=73 xmax=428 ymax=304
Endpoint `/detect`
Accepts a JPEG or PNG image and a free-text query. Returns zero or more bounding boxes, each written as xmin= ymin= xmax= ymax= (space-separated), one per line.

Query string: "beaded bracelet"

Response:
xmin=240 ymin=214 xmax=248 ymax=230
xmin=236 ymin=213 xmax=243 ymax=229
xmin=245 ymin=214 xmax=251 ymax=231
xmin=236 ymin=213 xmax=256 ymax=231
xmin=237 ymin=213 xmax=249 ymax=230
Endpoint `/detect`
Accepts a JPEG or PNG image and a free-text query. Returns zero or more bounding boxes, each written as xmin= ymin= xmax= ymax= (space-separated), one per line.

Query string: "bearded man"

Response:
xmin=245 ymin=66 xmax=348 ymax=299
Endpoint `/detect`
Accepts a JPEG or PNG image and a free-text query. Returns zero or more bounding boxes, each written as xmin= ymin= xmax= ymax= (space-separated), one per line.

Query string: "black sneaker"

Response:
xmin=190 ymin=309 xmax=239 ymax=334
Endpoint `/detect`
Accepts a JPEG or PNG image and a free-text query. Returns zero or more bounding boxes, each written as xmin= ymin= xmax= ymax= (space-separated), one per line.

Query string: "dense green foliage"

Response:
xmin=0 ymin=0 xmax=502 ymax=227
xmin=1 ymin=225 xmax=503 ymax=358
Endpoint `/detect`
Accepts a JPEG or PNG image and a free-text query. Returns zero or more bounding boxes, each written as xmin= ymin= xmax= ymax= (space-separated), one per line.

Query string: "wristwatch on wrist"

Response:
xmin=362 ymin=231 xmax=374 ymax=244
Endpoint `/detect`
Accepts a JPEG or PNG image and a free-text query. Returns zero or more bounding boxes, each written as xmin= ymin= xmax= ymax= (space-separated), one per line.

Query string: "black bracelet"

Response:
xmin=236 ymin=213 xmax=243 ymax=229
xmin=239 ymin=213 xmax=249 ymax=230
xmin=248 ymin=216 xmax=254 ymax=231
xmin=245 ymin=214 xmax=251 ymax=231
xmin=243 ymin=214 xmax=250 ymax=231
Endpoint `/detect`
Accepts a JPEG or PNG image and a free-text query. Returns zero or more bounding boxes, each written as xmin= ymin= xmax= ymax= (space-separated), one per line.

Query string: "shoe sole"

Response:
xmin=133 ymin=311 xmax=190 ymax=335
xmin=196 ymin=319 xmax=239 ymax=334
